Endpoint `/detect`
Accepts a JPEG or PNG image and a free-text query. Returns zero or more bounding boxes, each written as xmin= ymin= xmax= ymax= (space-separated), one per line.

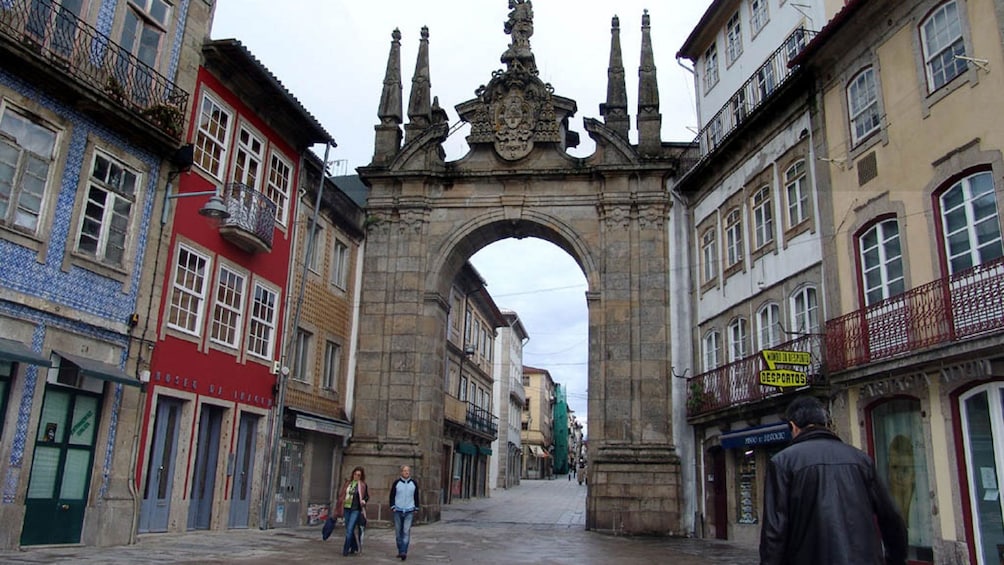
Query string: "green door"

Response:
xmin=21 ymin=386 xmax=101 ymax=545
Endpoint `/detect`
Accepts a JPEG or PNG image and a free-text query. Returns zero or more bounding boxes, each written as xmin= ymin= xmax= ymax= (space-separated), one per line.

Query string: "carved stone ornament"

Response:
xmin=494 ymin=88 xmax=536 ymax=160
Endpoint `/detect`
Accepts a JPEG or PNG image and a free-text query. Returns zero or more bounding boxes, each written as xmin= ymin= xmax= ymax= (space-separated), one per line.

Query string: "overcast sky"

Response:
xmin=211 ymin=1 xmax=712 ymax=436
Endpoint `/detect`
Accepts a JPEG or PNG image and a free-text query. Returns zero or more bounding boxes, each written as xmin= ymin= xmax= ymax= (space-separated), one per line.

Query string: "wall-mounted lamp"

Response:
xmin=160 ymin=187 xmax=231 ymax=225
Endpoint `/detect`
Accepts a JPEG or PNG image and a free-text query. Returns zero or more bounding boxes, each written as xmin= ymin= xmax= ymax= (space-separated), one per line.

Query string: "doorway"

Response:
xmin=187 ymin=404 xmax=224 ymax=530
xmin=139 ymin=396 xmax=184 ymax=533
xmin=228 ymin=412 xmax=259 ymax=528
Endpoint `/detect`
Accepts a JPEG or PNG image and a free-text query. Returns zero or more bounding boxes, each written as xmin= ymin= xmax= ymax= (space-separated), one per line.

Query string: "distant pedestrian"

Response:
xmin=759 ymin=396 xmax=907 ymax=565
xmin=390 ymin=465 xmax=420 ymax=561
xmin=335 ymin=466 xmax=369 ymax=556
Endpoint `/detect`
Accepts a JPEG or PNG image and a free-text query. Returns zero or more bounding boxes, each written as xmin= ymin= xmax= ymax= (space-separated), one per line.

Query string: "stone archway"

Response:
xmin=348 ymin=3 xmax=690 ymax=535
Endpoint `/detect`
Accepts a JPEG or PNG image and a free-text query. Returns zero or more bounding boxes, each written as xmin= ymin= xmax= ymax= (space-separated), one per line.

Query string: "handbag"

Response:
xmin=321 ymin=516 xmax=337 ymax=540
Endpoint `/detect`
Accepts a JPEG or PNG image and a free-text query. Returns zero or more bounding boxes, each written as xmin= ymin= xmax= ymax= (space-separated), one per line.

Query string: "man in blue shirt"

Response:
xmin=389 ymin=465 xmax=420 ymax=561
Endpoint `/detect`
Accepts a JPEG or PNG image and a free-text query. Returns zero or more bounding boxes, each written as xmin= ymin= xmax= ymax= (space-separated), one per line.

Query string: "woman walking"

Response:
xmin=335 ymin=466 xmax=369 ymax=556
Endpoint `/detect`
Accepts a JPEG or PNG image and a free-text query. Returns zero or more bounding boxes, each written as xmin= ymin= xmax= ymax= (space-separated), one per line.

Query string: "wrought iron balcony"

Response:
xmin=826 ymin=256 xmax=1004 ymax=373
xmin=466 ymin=403 xmax=498 ymax=439
xmin=686 ymin=333 xmax=825 ymax=419
xmin=218 ymin=183 xmax=276 ymax=253
xmin=0 ymin=0 xmax=188 ymax=142
xmin=678 ymin=28 xmax=817 ymax=174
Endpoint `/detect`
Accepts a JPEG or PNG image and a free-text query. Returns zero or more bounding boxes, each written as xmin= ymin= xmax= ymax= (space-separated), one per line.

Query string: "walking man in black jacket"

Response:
xmin=759 ymin=396 xmax=908 ymax=565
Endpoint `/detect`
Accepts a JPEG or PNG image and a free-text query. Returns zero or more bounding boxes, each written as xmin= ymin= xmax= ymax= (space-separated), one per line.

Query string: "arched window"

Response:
xmin=939 ymin=171 xmax=1003 ymax=274
xmin=958 ymin=383 xmax=1004 ymax=564
xmin=785 ymin=160 xmax=810 ymax=228
xmin=703 ymin=330 xmax=721 ymax=372
xmin=727 ymin=317 xmax=748 ymax=362
xmin=725 ymin=208 xmax=744 ymax=268
xmin=752 ymin=186 xmax=773 ymax=249
xmin=859 ymin=219 xmax=905 ymax=306
xmin=789 ymin=286 xmax=818 ymax=335
xmin=756 ymin=302 xmax=781 ymax=349
xmin=847 ymin=67 xmax=881 ymax=144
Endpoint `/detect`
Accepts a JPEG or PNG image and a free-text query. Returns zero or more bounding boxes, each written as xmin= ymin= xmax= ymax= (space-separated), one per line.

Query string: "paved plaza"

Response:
xmin=0 ymin=478 xmax=758 ymax=564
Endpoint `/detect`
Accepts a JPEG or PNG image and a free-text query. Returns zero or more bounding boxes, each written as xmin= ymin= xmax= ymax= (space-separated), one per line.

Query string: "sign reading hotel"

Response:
xmin=759 ymin=349 xmax=811 ymax=387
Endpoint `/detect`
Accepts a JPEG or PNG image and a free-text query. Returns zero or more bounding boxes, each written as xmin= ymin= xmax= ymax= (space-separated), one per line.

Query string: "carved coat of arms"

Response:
xmin=494 ymin=89 xmax=536 ymax=160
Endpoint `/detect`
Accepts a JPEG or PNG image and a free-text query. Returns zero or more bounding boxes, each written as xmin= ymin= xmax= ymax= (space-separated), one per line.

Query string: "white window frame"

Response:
xmin=247 ymin=280 xmax=279 ymax=361
xmin=702 ymin=227 xmax=718 ymax=284
xmin=790 ymin=286 xmax=819 ymax=335
xmin=265 ymin=150 xmax=292 ymax=226
xmin=332 ymin=240 xmax=349 ymax=290
xmin=752 ymin=185 xmax=773 ymax=249
xmin=750 ymin=0 xmax=768 ymax=36
xmin=920 ymin=0 xmax=968 ymax=92
xmin=322 ymin=340 xmax=341 ymax=391
xmin=726 ymin=11 xmax=743 ymax=64
xmin=785 ymin=160 xmax=810 ymax=227
xmin=119 ymin=0 xmax=171 ymax=71
xmin=848 ymin=67 xmax=881 ymax=144
xmin=860 ymin=219 xmax=905 ymax=306
xmin=167 ymin=244 xmax=211 ymax=336
xmin=292 ymin=328 xmax=312 ymax=383
xmin=703 ymin=331 xmax=721 ymax=371
xmin=704 ymin=43 xmax=719 ymax=92
xmin=232 ymin=124 xmax=265 ymax=190
xmin=940 ymin=171 xmax=1003 ymax=274
xmin=193 ymin=93 xmax=232 ymax=179
xmin=209 ymin=263 xmax=245 ymax=349
xmin=757 ymin=303 xmax=781 ymax=349
xmin=305 ymin=221 xmax=323 ymax=273
xmin=728 ymin=317 xmax=748 ymax=362
xmin=0 ymin=104 xmax=59 ymax=234
xmin=725 ymin=208 xmax=744 ymax=267
xmin=75 ymin=149 xmax=140 ymax=267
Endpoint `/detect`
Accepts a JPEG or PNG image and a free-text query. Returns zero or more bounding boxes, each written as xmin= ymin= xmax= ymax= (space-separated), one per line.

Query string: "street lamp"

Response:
xmin=160 ymin=189 xmax=231 ymax=225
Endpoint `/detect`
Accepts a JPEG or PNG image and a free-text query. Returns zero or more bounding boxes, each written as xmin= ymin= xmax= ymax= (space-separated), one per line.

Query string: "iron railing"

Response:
xmin=826 ymin=256 xmax=1004 ymax=372
xmin=220 ymin=183 xmax=277 ymax=250
xmin=678 ymin=28 xmax=817 ymax=174
xmin=466 ymin=403 xmax=499 ymax=439
xmin=0 ymin=0 xmax=188 ymax=139
xmin=686 ymin=333 xmax=825 ymax=418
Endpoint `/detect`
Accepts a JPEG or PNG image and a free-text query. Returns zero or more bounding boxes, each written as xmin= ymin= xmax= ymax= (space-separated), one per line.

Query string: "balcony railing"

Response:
xmin=687 ymin=333 xmax=825 ymax=418
xmin=679 ymin=28 xmax=817 ymax=174
xmin=826 ymin=256 xmax=1004 ymax=373
xmin=466 ymin=404 xmax=499 ymax=439
xmin=0 ymin=0 xmax=188 ymax=140
xmin=218 ymin=183 xmax=276 ymax=253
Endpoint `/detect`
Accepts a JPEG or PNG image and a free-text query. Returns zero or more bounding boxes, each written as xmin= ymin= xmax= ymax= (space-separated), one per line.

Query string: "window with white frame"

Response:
xmin=728 ymin=317 xmax=748 ymax=362
xmin=725 ymin=208 xmax=744 ymax=267
xmin=756 ymin=62 xmax=777 ymax=100
xmin=732 ymin=89 xmax=748 ymax=125
xmin=785 ymin=160 xmax=810 ymax=227
xmin=210 ymin=264 xmax=245 ymax=348
xmin=247 ymin=281 xmax=278 ymax=360
xmin=752 ymin=186 xmax=773 ymax=249
xmin=703 ymin=331 xmax=721 ymax=371
xmin=920 ymin=0 xmax=968 ymax=92
xmin=848 ymin=67 xmax=881 ymax=144
xmin=266 ymin=152 xmax=292 ymax=226
xmin=322 ymin=340 xmax=341 ymax=391
xmin=704 ymin=43 xmax=719 ymax=91
xmin=750 ymin=0 xmax=768 ymax=35
xmin=193 ymin=94 xmax=231 ymax=178
xmin=860 ymin=219 xmax=905 ymax=306
xmin=708 ymin=116 xmax=723 ymax=148
xmin=940 ymin=171 xmax=1003 ymax=274
xmin=726 ymin=11 xmax=743 ymax=64
xmin=0 ymin=105 xmax=58 ymax=234
xmin=702 ymin=227 xmax=718 ymax=284
xmin=332 ymin=240 xmax=349 ymax=289
xmin=459 ymin=375 xmax=468 ymax=400
xmin=117 ymin=0 xmax=171 ymax=101
xmin=292 ymin=328 xmax=312 ymax=382
xmin=305 ymin=221 xmax=322 ymax=273
xmin=757 ymin=303 xmax=781 ymax=349
xmin=168 ymin=244 xmax=210 ymax=335
xmin=232 ymin=125 xmax=264 ymax=189
xmin=481 ymin=327 xmax=489 ymax=357
xmin=790 ymin=286 xmax=819 ymax=335
xmin=75 ymin=150 xmax=139 ymax=266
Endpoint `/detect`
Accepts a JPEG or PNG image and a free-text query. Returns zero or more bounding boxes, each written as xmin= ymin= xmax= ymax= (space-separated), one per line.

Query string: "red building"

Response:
xmin=137 ymin=39 xmax=333 ymax=533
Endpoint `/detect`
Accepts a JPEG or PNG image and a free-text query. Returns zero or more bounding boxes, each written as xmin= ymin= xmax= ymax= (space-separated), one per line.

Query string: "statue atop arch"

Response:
xmin=501 ymin=0 xmax=536 ymax=73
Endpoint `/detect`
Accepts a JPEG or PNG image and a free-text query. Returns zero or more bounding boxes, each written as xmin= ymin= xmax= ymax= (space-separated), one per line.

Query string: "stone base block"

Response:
xmin=586 ymin=444 xmax=684 ymax=536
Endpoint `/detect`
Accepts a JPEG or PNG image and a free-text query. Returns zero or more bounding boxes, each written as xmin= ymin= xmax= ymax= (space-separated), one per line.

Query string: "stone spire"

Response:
xmin=373 ymin=28 xmax=403 ymax=165
xmin=600 ymin=15 xmax=629 ymax=139
xmin=405 ymin=26 xmax=433 ymax=143
xmin=636 ymin=10 xmax=662 ymax=156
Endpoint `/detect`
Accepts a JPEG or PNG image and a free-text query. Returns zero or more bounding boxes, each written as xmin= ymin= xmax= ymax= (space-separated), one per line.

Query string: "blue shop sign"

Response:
xmin=720 ymin=422 xmax=791 ymax=449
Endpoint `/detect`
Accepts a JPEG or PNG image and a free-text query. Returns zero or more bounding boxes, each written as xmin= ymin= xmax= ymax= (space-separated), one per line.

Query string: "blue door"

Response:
xmin=228 ymin=412 xmax=258 ymax=528
xmin=187 ymin=404 xmax=223 ymax=530
xmin=139 ymin=397 xmax=183 ymax=532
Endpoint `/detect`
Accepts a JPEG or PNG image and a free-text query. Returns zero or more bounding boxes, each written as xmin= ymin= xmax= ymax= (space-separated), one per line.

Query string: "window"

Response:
xmin=117 ymin=0 xmax=171 ymax=102
xmin=702 ymin=227 xmax=718 ymax=284
xmin=703 ymin=331 xmax=721 ymax=371
xmin=322 ymin=341 xmax=341 ymax=390
xmin=752 ymin=186 xmax=773 ymax=249
xmin=25 ymin=0 xmax=85 ymax=57
xmin=266 ymin=152 xmax=292 ymax=226
xmin=848 ymin=68 xmax=881 ymax=144
xmin=305 ymin=221 xmax=322 ymax=273
xmin=331 ymin=240 xmax=349 ymax=289
xmin=785 ymin=160 xmax=810 ymax=227
xmin=725 ymin=208 xmax=744 ymax=267
xmin=0 ymin=106 xmax=57 ymax=233
xmin=959 ymin=384 xmax=1004 ymax=565
xmin=708 ymin=116 xmax=723 ymax=149
xmin=459 ymin=375 xmax=468 ymax=401
xmin=728 ymin=317 xmax=748 ymax=362
xmin=210 ymin=265 xmax=245 ymax=348
xmin=757 ymin=303 xmax=781 ymax=349
xmin=872 ymin=397 xmax=934 ymax=562
xmin=704 ymin=43 xmax=719 ymax=91
xmin=464 ymin=308 xmax=473 ymax=346
xmin=939 ymin=171 xmax=1003 ymax=274
xmin=920 ymin=1 xmax=967 ymax=91
xmin=750 ymin=0 xmax=768 ymax=35
xmin=76 ymin=151 xmax=139 ymax=266
xmin=292 ymin=328 xmax=312 ymax=383
xmin=247 ymin=282 xmax=278 ymax=360
xmin=731 ymin=89 xmax=748 ymax=125
xmin=785 ymin=27 xmax=809 ymax=61
xmin=232 ymin=126 xmax=264 ymax=189
xmin=736 ymin=448 xmax=758 ymax=524
xmin=790 ymin=286 xmax=819 ymax=335
xmin=860 ymin=220 xmax=905 ymax=306
xmin=193 ymin=94 xmax=231 ymax=178
xmin=756 ymin=62 xmax=777 ymax=101
xmin=726 ymin=11 xmax=743 ymax=64
xmin=481 ymin=327 xmax=490 ymax=357
xmin=168 ymin=245 xmax=210 ymax=335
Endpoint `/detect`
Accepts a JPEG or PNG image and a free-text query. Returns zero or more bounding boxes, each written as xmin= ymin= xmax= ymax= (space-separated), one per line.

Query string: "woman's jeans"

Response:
xmin=393 ymin=510 xmax=415 ymax=555
xmin=342 ymin=508 xmax=361 ymax=554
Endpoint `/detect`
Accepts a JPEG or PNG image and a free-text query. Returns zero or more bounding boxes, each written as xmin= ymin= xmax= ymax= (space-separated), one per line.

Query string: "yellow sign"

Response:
xmin=759 ymin=369 xmax=808 ymax=387
xmin=761 ymin=349 xmax=811 ymax=369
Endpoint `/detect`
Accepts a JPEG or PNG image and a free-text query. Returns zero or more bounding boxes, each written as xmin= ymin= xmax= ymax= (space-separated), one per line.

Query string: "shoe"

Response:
xmin=401 ymin=555 xmax=407 ymax=561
